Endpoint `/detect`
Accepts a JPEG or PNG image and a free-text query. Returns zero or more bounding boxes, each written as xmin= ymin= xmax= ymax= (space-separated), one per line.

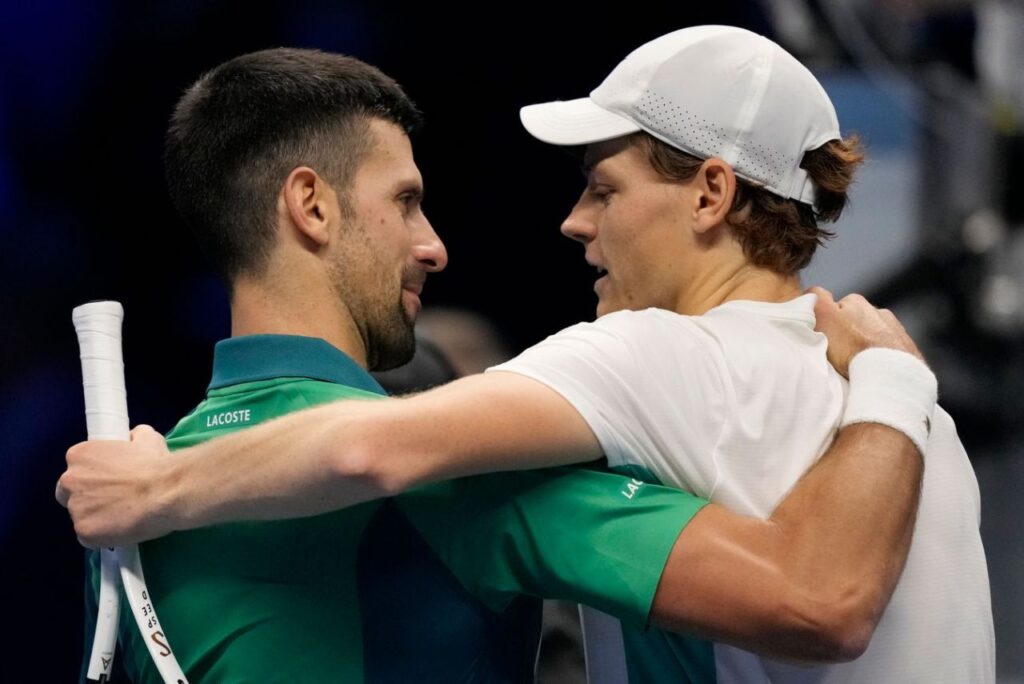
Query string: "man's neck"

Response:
xmin=675 ymin=259 xmax=802 ymax=316
xmin=229 ymin=276 xmax=369 ymax=369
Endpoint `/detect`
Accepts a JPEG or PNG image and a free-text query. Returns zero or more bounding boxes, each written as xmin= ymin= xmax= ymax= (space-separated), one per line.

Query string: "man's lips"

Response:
xmin=401 ymin=273 xmax=425 ymax=297
xmin=587 ymin=260 xmax=608 ymax=293
xmin=401 ymin=286 xmax=422 ymax=319
xmin=586 ymin=256 xmax=608 ymax=275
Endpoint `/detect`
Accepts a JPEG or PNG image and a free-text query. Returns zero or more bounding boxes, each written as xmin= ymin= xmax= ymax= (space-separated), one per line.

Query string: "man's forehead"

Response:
xmin=356 ymin=119 xmax=422 ymax=183
xmin=362 ymin=118 xmax=413 ymax=159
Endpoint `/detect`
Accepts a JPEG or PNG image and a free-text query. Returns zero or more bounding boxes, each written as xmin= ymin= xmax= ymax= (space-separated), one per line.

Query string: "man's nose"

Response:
xmin=560 ymin=194 xmax=596 ymax=245
xmin=414 ymin=215 xmax=448 ymax=272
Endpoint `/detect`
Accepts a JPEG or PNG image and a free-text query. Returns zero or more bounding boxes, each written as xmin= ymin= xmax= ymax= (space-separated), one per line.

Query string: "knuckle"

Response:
xmin=846 ymin=293 xmax=867 ymax=305
xmin=78 ymin=535 xmax=101 ymax=550
xmin=75 ymin=522 xmax=103 ymax=548
xmin=73 ymin=519 xmax=89 ymax=540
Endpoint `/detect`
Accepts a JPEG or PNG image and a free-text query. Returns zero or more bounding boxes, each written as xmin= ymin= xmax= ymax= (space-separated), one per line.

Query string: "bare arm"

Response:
xmin=646 ymin=288 xmax=932 ymax=661
xmin=58 ymin=290 xmax=932 ymax=661
xmin=651 ymin=422 xmax=920 ymax=662
xmin=59 ymin=371 xmax=603 ymax=546
xmin=57 ymin=287 xmax=926 ymax=554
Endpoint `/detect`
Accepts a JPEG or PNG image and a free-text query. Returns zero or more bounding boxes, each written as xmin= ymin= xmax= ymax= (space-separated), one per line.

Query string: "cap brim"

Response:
xmin=520 ymin=97 xmax=640 ymax=146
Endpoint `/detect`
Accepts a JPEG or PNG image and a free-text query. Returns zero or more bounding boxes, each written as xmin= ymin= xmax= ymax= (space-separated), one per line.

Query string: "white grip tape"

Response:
xmin=74 ymin=302 xmax=130 ymax=442
xmin=73 ymin=301 xmax=189 ymax=684
xmin=840 ymin=347 xmax=938 ymax=456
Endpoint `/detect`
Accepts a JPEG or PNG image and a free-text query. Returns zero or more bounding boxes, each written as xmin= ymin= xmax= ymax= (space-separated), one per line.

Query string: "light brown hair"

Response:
xmin=630 ymin=133 xmax=865 ymax=274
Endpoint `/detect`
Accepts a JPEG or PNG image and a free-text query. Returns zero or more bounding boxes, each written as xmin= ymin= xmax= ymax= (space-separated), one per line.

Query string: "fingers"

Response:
xmin=58 ymin=426 xmax=167 ymax=548
xmin=837 ymin=293 xmax=869 ymax=312
xmin=58 ymin=440 xmax=90 ymax=509
xmin=55 ymin=477 xmax=69 ymax=508
xmin=809 ymin=287 xmax=882 ymax=379
xmin=77 ymin=537 xmax=101 ymax=550
xmin=815 ymin=289 xmax=925 ymax=363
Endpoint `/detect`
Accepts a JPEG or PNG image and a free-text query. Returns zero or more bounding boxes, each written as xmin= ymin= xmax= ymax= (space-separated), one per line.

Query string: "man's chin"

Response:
xmin=371 ymin=314 xmax=417 ymax=372
xmin=595 ymin=299 xmax=618 ymax=319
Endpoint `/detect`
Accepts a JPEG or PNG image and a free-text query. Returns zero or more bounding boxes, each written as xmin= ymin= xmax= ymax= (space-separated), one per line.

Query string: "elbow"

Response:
xmin=812 ymin=601 xmax=875 ymax=662
xmin=788 ymin=583 xmax=881 ymax=663
xmin=326 ymin=426 xmax=418 ymax=499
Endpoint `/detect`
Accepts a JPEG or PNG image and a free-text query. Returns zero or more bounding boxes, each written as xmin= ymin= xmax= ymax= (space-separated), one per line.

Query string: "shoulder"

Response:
xmin=540 ymin=308 xmax=712 ymax=351
xmin=595 ymin=307 xmax=703 ymax=331
xmin=494 ymin=309 xmax=720 ymax=384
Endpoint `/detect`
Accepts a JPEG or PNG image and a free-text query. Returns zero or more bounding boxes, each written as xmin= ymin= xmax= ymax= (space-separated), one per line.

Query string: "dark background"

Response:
xmin=2 ymin=1 xmax=1020 ymax=680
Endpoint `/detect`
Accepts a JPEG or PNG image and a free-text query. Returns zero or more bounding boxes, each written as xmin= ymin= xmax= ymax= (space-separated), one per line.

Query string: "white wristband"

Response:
xmin=841 ymin=348 xmax=938 ymax=456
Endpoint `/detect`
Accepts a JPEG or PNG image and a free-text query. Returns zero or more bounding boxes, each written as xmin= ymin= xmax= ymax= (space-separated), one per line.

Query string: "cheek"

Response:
xmin=612 ymin=233 xmax=678 ymax=299
xmin=372 ymin=217 xmax=411 ymax=263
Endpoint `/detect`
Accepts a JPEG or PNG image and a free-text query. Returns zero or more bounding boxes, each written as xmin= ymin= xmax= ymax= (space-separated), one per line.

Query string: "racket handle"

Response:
xmin=73 ymin=301 xmax=189 ymax=684
xmin=75 ymin=302 xmax=128 ymax=681
xmin=73 ymin=301 xmax=130 ymax=442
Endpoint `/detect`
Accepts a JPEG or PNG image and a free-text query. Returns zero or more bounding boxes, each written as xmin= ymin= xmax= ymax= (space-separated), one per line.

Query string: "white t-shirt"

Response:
xmin=491 ymin=294 xmax=994 ymax=683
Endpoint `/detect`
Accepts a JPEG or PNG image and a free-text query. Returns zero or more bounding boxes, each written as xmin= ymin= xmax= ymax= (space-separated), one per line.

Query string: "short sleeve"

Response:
xmin=395 ymin=466 xmax=707 ymax=628
xmin=488 ymin=310 xmax=724 ymax=494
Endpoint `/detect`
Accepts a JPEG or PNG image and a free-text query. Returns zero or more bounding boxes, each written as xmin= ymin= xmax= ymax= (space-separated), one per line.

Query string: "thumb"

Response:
xmin=806 ymin=285 xmax=835 ymax=306
xmin=808 ymin=286 xmax=837 ymax=328
xmin=130 ymin=424 xmax=164 ymax=448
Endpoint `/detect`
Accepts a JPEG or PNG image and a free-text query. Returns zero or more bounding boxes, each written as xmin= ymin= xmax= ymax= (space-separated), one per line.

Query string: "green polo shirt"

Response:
xmin=82 ymin=334 xmax=708 ymax=682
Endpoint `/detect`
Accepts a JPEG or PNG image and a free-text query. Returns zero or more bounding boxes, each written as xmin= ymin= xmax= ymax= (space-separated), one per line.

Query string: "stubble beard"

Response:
xmin=332 ymin=265 xmax=416 ymax=373
xmin=328 ymin=204 xmax=418 ymax=371
xmin=368 ymin=296 xmax=416 ymax=372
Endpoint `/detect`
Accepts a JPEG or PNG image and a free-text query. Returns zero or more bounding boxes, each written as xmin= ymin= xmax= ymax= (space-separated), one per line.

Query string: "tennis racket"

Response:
xmin=74 ymin=301 xmax=188 ymax=684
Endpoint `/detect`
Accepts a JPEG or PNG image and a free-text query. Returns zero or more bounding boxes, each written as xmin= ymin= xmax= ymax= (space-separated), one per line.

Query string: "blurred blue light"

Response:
xmin=0 ymin=363 xmax=80 ymax=543
xmin=819 ymin=71 xmax=920 ymax=151
xmin=278 ymin=2 xmax=375 ymax=58
xmin=0 ymin=0 xmax=113 ymax=131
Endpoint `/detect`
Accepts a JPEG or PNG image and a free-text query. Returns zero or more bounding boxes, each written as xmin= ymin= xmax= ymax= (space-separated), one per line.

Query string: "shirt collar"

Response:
xmin=709 ymin=293 xmax=817 ymax=326
xmin=208 ymin=334 xmax=386 ymax=395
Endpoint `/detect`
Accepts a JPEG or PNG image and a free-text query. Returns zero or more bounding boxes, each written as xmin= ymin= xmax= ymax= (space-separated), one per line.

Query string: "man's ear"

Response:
xmin=280 ymin=166 xmax=334 ymax=248
xmin=692 ymin=158 xmax=737 ymax=235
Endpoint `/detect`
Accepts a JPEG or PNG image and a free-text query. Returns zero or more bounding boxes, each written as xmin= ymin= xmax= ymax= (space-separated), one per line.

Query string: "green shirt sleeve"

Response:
xmin=396 ymin=466 xmax=708 ymax=628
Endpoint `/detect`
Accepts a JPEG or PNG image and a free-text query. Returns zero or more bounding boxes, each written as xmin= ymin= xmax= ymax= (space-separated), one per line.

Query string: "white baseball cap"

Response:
xmin=520 ymin=25 xmax=840 ymax=205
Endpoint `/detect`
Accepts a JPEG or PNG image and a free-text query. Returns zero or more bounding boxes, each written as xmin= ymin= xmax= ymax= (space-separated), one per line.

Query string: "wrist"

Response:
xmin=841 ymin=348 xmax=937 ymax=456
xmin=152 ymin=450 xmax=190 ymax=536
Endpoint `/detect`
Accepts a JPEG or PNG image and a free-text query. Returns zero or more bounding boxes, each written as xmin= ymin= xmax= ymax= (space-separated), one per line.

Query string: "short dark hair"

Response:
xmin=164 ymin=48 xmax=422 ymax=285
xmin=630 ymin=132 xmax=865 ymax=274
